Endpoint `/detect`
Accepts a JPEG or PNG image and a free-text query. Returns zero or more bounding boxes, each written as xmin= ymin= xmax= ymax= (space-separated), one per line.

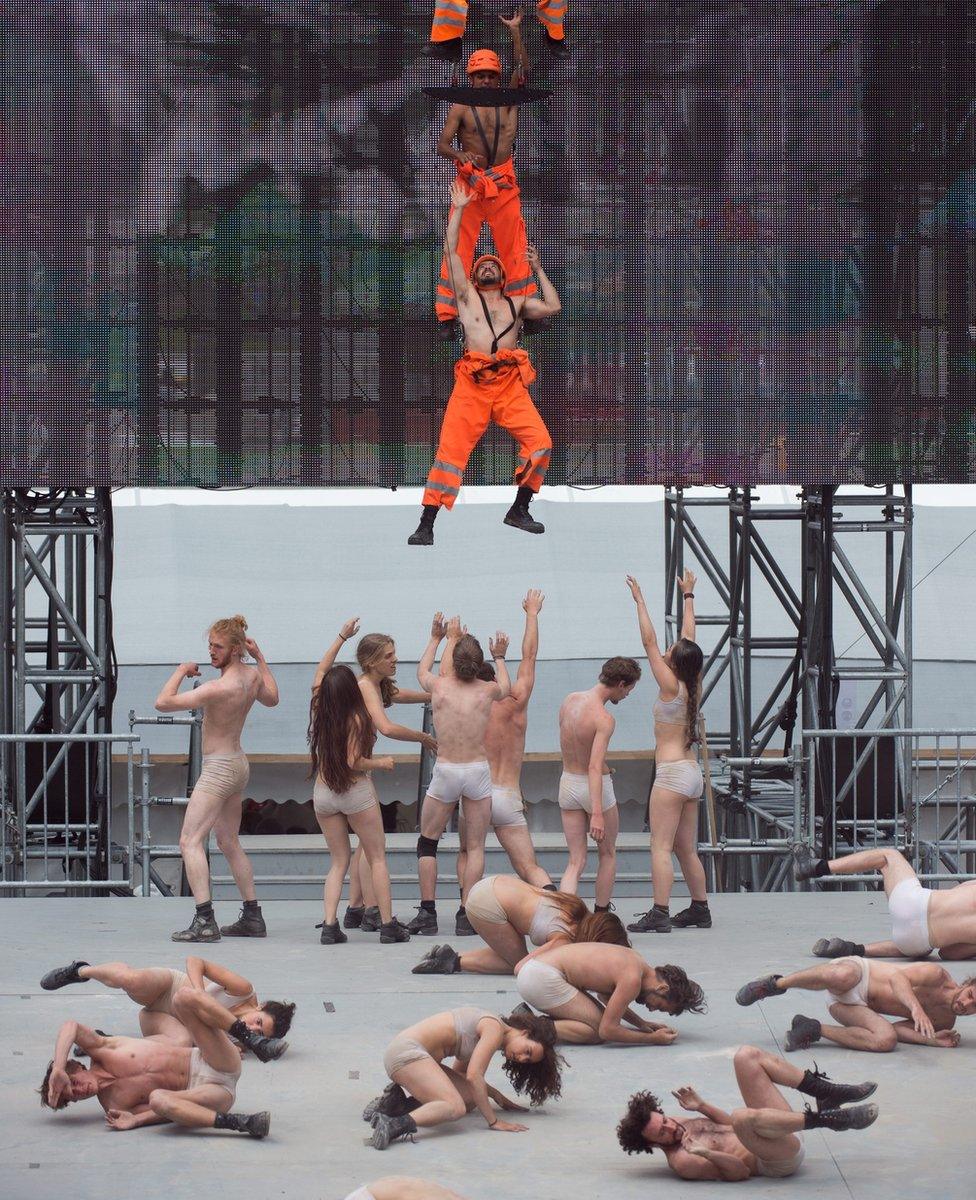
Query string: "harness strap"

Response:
xmin=469 ymin=104 xmax=501 ymax=168
xmin=477 ymin=290 xmax=518 ymax=355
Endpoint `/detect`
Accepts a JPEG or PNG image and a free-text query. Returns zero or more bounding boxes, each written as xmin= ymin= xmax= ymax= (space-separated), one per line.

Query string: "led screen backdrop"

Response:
xmin=1 ymin=1 xmax=974 ymax=487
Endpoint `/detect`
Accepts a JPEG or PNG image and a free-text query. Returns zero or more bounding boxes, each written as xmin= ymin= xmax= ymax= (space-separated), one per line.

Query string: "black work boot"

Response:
xmin=221 ymin=904 xmax=267 ymax=938
xmin=804 ymin=1103 xmax=879 ymax=1132
xmin=797 ymin=1065 xmax=878 ymax=1111
xmin=343 ymin=905 xmax=365 ymax=929
xmin=503 ymin=486 xmax=545 ymax=534
xmin=785 ymin=1014 xmax=823 ymax=1052
xmin=405 ymin=905 xmax=438 ymax=935
xmin=455 ymin=906 xmax=476 ymax=936
xmin=379 ymin=917 xmax=411 ymax=944
xmin=317 ymin=921 xmax=348 ymax=945
xmin=228 ymin=1019 xmax=288 ymax=1063
xmin=411 ymin=944 xmax=461 ymax=975
xmin=812 ymin=937 xmax=865 ymax=959
xmin=171 ymin=911 xmax=221 ymax=943
xmin=363 ymin=1083 xmax=421 ymax=1123
xmin=408 ymin=506 xmax=438 ymax=546
xmin=543 ymin=30 xmax=570 ymax=59
xmin=628 ymin=906 xmax=671 ymax=934
xmin=214 ymin=1110 xmax=271 ymax=1138
xmin=360 ymin=906 xmax=382 ymax=933
xmin=370 ymin=1112 xmax=418 ymax=1149
xmin=735 ymin=975 xmax=784 ymax=1006
xmin=792 ymin=843 xmax=829 ymax=881
xmin=40 ymin=961 xmax=90 ymax=991
xmin=422 ymin=37 xmax=463 ymax=63
xmin=670 ymin=900 xmax=712 ymax=929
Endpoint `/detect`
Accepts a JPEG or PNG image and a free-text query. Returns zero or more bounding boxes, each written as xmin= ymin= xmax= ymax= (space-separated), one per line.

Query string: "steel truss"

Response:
xmin=665 ymin=486 xmax=912 ymax=890
xmin=0 ymin=489 xmax=116 ymax=888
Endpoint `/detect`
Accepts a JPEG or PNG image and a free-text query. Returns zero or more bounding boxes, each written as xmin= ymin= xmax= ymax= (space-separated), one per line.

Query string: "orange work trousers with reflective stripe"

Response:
xmin=431 ymin=1 xmax=566 ymax=42
xmin=436 ymin=164 xmax=536 ymax=323
xmin=423 ymin=350 xmax=551 ymax=509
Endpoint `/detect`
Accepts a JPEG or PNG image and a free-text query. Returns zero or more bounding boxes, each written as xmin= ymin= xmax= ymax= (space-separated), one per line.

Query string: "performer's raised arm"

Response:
xmin=521 ymin=244 xmax=561 ymax=320
xmin=445 ymin=181 xmax=474 ymax=306
xmin=500 ymin=12 xmax=530 ymax=86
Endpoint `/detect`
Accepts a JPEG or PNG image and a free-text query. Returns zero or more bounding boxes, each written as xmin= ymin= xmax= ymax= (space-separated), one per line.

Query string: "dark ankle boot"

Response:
xmin=797 ymin=1065 xmax=878 ymax=1111
xmin=503 ymin=486 xmax=544 ymax=534
xmin=369 ymin=1112 xmax=418 ymax=1149
xmin=214 ymin=1110 xmax=271 ymax=1138
xmin=171 ymin=911 xmax=221 ymax=943
xmin=228 ymin=1019 xmax=288 ymax=1063
xmin=408 ymin=506 xmax=438 ymax=546
xmin=804 ymin=1103 xmax=879 ymax=1132
xmin=220 ymin=905 xmax=267 ymax=938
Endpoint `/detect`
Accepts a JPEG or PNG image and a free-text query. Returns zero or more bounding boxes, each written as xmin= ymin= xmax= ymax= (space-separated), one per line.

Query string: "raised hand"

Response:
xmin=340 ymin=617 xmax=361 ymax=642
xmin=450 ymin=179 xmax=474 ymax=208
xmin=489 ymin=631 xmax=510 ymax=659
xmin=180 ymin=661 xmax=201 ymax=677
xmin=446 ymin=615 xmax=465 ymax=641
xmin=244 ymin=637 xmax=263 ymax=662
xmin=625 ymin=575 xmax=644 ymax=603
xmin=672 ymin=1085 xmax=703 ymax=1112
xmin=526 ymin=243 xmax=540 ymax=272
xmin=523 ymin=588 xmax=545 ymax=614
xmin=431 ymin=611 xmax=447 ymax=640
xmin=679 ymin=569 xmax=697 ymax=596
xmin=498 ymin=10 xmax=524 ymax=30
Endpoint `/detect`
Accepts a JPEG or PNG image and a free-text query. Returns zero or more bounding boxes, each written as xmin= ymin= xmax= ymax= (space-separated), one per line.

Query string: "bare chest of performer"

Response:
xmin=559 ymin=691 xmax=610 ymax=776
xmin=665 ymin=1118 xmax=755 ymax=1176
xmin=484 ymin=695 xmax=528 ymax=790
xmin=432 ymin=676 xmax=498 ymax=762
xmin=89 ymin=1037 xmax=192 ymax=1112
xmin=866 ymin=962 xmax=958 ymax=1027
xmin=451 ymin=102 xmax=519 ymax=168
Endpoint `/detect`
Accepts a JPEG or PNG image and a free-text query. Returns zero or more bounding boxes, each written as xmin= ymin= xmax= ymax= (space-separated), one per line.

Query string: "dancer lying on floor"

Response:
xmin=40 ymin=989 xmax=284 ymax=1135
xmin=40 ymin=957 xmax=295 ymax=1048
xmin=616 ymin=1045 xmax=879 ymax=1180
xmin=413 ymin=873 xmax=629 ymax=976
xmin=736 ymin=956 xmax=975 ymax=1051
xmin=364 ymin=1006 xmax=564 ymax=1149
xmin=515 ymin=941 xmax=705 ymax=1044
xmin=794 ymin=842 xmax=976 ymax=960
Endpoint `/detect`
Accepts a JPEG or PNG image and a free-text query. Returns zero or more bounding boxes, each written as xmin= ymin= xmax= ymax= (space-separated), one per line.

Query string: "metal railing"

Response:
xmin=800 ymin=728 xmax=976 ymax=882
xmin=0 ymin=733 xmax=139 ymax=891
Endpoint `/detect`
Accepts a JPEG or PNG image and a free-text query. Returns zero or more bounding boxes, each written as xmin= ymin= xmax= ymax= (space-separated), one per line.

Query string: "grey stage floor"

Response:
xmin=3 ymin=892 xmax=973 ymax=1200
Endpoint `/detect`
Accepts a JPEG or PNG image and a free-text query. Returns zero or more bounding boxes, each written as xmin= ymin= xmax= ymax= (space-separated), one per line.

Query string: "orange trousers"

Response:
xmin=436 ymin=159 xmax=536 ymax=322
xmin=431 ymin=1 xmax=566 ymax=43
xmin=423 ymin=349 xmax=551 ymax=509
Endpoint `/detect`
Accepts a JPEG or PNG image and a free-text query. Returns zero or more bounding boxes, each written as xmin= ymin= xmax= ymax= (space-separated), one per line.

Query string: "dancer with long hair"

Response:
xmin=625 ymin=573 xmax=709 ymax=934
xmin=412 ymin=873 xmax=630 ymax=976
xmin=309 ymin=619 xmax=411 ymax=945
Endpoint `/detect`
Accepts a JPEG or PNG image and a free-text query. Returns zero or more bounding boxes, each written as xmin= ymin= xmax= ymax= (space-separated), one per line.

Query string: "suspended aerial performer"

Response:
xmin=363 ymin=1006 xmax=564 ymax=1150
xmin=407 ymin=617 xmax=510 ymax=935
xmin=625 ymin=574 xmax=710 ymax=935
xmin=344 ymin=628 xmax=438 ymax=933
xmin=455 ymin=590 xmax=553 ymax=908
xmin=412 ymin=874 xmax=629 ymax=976
xmin=154 ymin=615 xmax=279 ymax=944
xmin=344 ymin=1184 xmax=469 ymax=1200
xmin=39 ymin=957 xmax=295 ymax=1051
xmin=40 ymin=995 xmax=280 ymax=1137
xmin=428 ymin=3 xmax=569 ymax=62
xmin=410 ymin=180 xmax=560 ymax=545
xmin=308 ymin=619 xmax=411 ymax=946
xmin=736 ymin=957 xmax=975 ymax=1052
xmin=616 ymin=1046 xmax=879 ymax=1181
xmin=514 ymin=941 xmax=704 ymax=1045
xmin=793 ymin=843 xmax=976 ymax=961
xmin=557 ymin=658 xmax=642 ymax=910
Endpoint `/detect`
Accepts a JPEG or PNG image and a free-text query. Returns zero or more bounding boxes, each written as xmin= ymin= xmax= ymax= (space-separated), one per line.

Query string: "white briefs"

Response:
xmin=426 ymin=759 xmax=492 ymax=807
xmin=557 ymin=771 xmax=617 ymax=814
xmin=888 ymin=877 xmax=933 ymax=957
xmin=826 ymin=957 xmax=871 ymax=1007
xmin=515 ymin=958 xmax=580 ymax=1012
xmin=491 ymin=784 xmax=528 ymax=828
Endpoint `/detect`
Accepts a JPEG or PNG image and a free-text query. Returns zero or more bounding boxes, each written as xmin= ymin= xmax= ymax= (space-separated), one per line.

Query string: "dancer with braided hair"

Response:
xmin=625 ymin=574 xmax=709 ymax=935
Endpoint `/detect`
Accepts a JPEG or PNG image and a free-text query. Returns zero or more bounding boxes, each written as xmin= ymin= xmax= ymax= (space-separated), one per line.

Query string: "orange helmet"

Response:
xmin=471 ymin=254 xmax=506 ymax=290
xmin=466 ymin=48 xmax=502 ymax=76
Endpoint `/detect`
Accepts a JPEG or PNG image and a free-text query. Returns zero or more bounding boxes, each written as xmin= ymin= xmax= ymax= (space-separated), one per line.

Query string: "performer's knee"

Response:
xmin=417 ymin=834 xmax=440 ymax=860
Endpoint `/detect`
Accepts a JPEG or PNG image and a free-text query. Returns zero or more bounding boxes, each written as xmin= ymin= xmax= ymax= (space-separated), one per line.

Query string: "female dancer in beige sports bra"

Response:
xmin=411 ymin=873 xmax=630 ymax=975
xmin=625 ymin=573 xmax=709 ymax=934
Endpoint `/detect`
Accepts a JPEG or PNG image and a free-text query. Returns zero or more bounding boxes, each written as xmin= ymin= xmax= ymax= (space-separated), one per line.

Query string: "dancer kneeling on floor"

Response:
xmin=616 ymin=1045 xmax=879 ymax=1180
xmin=515 ymin=941 xmax=704 ymax=1045
xmin=736 ymin=956 xmax=975 ymax=1052
xmin=40 ymin=990 xmax=281 ymax=1136
xmin=413 ymin=873 xmax=629 ymax=975
xmin=794 ymin=842 xmax=976 ymax=961
xmin=364 ymin=1007 xmax=564 ymax=1149
xmin=309 ymin=618 xmax=411 ymax=945
xmin=344 ymin=1182 xmax=469 ymax=1200
xmin=39 ymin=957 xmax=294 ymax=1052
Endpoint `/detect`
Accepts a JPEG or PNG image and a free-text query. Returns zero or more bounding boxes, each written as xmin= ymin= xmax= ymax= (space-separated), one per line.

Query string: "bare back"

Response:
xmin=89 ymin=1036 xmax=192 ymax=1112
xmin=536 ymin=942 xmax=643 ymax=995
xmin=198 ymin=664 xmax=262 ymax=755
xmin=929 ymin=880 xmax=976 ymax=944
xmin=484 ymin=694 xmax=528 ymax=789
xmin=865 ymin=961 xmax=959 ymax=1028
xmin=559 ymin=690 xmax=611 ymax=776
xmin=493 ymin=874 xmax=545 ymax=932
xmin=431 ymin=675 xmax=499 ymax=762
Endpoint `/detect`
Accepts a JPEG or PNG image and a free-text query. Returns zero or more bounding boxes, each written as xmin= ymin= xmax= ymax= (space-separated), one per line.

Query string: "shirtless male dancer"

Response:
xmin=40 ymin=990 xmax=282 ymax=1136
xmin=408 ymin=616 xmax=511 ymax=935
xmin=794 ymin=842 xmax=976 ymax=961
xmin=344 ymin=1183 xmax=469 ymax=1200
xmin=155 ymin=614 xmax=279 ymax=943
xmin=557 ymin=657 xmax=641 ymax=910
xmin=616 ymin=1045 xmax=879 ymax=1180
xmin=515 ymin=941 xmax=704 ymax=1045
xmin=40 ymin=957 xmax=295 ymax=1049
xmin=456 ymin=589 xmax=553 ymax=921
xmin=737 ymin=957 xmax=976 ymax=1052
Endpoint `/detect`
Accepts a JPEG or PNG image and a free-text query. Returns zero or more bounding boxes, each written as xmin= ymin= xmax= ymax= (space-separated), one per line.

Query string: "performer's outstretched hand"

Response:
xmin=526 ymin=243 xmax=540 ymax=271
xmin=498 ymin=10 xmax=524 ymax=30
xmin=672 ymin=1085 xmax=705 ymax=1112
xmin=450 ymin=179 xmax=475 ymax=208
xmin=679 ymin=568 xmax=697 ymax=596
xmin=625 ymin=574 xmax=644 ymax=603
xmin=523 ymin=588 xmax=545 ymax=614
xmin=431 ymin=611 xmax=447 ymax=640
xmin=339 ymin=617 xmax=360 ymax=642
xmin=489 ymin=631 xmax=510 ymax=658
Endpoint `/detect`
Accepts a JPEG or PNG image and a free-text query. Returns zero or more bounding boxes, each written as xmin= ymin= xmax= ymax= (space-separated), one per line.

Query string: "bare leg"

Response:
xmin=730 ymin=1045 xmax=803 ymax=1164
xmin=939 ymin=943 xmax=976 ymax=960
xmin=348 ymin=844 xmax=365 ymax=908
xmin=392 ymin=1058 xmax=468 ymax=1128
xmin=672 ymin=798 xmax=708 ymax=902
xmin=459 ymin=795 xmax=492 ymax=901
xmin=213 ymin=794 xmax=256 ymax=903
xmin=821 ymin=1002 xmax=898 ymax=1052
xmin=649 ymin=786 xmax=685 ymax=907
xmin=419 ymin=797 xmax=454 ymax=903
xmin=77 ymin=962 xmax=174 ymax=1007
xmin=457 ymin=946 xmax=521 ymax=974
xmin=778 ymin=960 xmax=863 ymax=995
xmin=148 ymin=1083 xmax=234 ymax=1127
xmin=544 ymin=989 xmax=661 ymax=1045
xmin=456 ymin=813 xmax=468 ymax=895
xmin=316 ymin=811 xmax=352 ymax=925
xmin=359 ymin=845 xmax=377 ymax=908
xmin=826 ymin=847 xmax=916 ymax=897
xmin=594 ymin=804 xmax=619 ymax=908
xmin=179 ymin=787 xmax=228 ymax=903
xmin=496 ymin=823 xmax=552 ymax=888
xmin=862 ymin=940 xmax=916 ymax=959
xmin=171 ymin=989 xmax=245 ymax=1072
xmin=349 ymin=804 xmax=394 ymax=925
xmin=464 ymin=914 xmax=528 ymax=971
xmin=559 ymin=808 xmax=589 ymax=895
xmin=140 ymin=1011 xmax=193 ymax=1044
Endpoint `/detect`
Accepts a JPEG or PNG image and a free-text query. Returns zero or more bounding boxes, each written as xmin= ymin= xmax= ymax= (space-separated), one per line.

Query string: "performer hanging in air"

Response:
xmin=428 ymin=2 xmax=569 ymax=63
xmin=410 ymin=179 xmax=560 ymax=543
